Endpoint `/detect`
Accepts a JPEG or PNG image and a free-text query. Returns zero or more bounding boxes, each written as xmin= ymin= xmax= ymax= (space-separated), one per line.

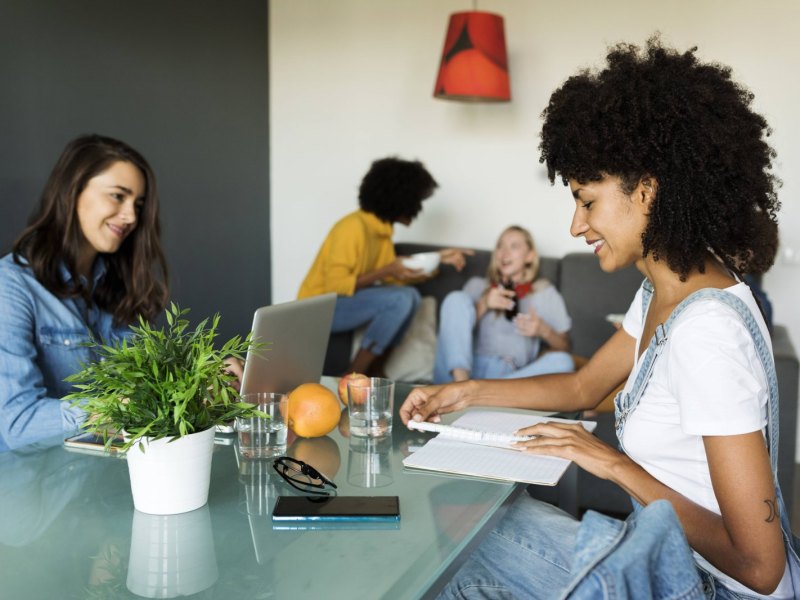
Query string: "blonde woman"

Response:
xmin=433 ymin=225 xmax=573 ymax=383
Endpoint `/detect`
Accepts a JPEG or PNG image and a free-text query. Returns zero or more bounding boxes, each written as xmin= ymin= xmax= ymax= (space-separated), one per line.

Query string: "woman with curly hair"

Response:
xmin=401 ymin=38 xmax=795 ymax=598
xmin=298 ymin=157 xmax=471 ymax=376
xmin=433 ymin=225 xmax=574 ymax=384
xmin=0 ymin=134 xmax=169 ymax=451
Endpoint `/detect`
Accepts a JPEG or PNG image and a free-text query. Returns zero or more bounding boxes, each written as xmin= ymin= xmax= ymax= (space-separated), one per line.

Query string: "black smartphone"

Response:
xmin=272 ymin=495 xmax=400 ymax=523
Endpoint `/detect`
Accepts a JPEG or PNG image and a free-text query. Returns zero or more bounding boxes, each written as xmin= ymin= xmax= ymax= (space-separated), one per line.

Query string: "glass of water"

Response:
xmin=347 ymin=377 xmax=394 ymax=437
xmin=236 ymin=392 xmax=288 ymax=458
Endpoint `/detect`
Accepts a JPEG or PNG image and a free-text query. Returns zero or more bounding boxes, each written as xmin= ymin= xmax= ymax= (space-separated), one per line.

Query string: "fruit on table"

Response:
xmin=337 ymin=407 xmax=351 ymax=438
xmin=288 ymin=435 xmax=342 ymax=479
xmin=337 ymin=372 xmax=369 ymax=406
xmin=287 ymin=383 xmax=341 ymax=438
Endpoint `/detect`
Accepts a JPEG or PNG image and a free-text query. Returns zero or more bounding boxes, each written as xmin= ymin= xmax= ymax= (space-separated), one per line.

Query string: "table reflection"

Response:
xmin=0 ymin=439 xmax=96 ymax=547
xmin=347 ymin=435 xmax=393 ymax=488
xmin=126 ymin=506 xmax=218 ymax=598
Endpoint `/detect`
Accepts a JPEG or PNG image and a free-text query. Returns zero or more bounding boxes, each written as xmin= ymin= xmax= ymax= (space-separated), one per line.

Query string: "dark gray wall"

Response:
xmin=0 ymin=0 xmax=270 ymax=342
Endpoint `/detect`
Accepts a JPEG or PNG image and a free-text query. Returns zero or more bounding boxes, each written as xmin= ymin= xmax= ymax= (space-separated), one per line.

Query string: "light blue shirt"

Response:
xmin=0 ymin=254 xmax=131 ymax=451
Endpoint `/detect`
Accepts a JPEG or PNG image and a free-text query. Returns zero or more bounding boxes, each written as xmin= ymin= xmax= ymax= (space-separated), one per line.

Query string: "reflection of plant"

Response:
xmin=66 ymin=304 xmax=264 ymax=451
xmin=83 ymin=543 xmax=126 ymax=600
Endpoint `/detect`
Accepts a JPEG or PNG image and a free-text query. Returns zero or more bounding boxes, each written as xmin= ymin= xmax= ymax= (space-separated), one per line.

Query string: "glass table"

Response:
xmin=0 ymin=380 xmax=525 ymax=599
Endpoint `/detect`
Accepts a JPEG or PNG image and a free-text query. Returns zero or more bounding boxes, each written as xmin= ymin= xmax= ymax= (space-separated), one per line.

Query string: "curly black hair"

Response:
xmin=358 ymin=157 xmax=438 ymax=223
xmin=539 ymin=36 xmax=780 ymax=277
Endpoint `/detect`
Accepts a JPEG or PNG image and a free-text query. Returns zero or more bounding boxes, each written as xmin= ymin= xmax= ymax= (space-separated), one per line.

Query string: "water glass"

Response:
xmin=347 ymin=377 xmax=394 ymax=437
xmin=236 ymin=392 xmax=288 ymax=458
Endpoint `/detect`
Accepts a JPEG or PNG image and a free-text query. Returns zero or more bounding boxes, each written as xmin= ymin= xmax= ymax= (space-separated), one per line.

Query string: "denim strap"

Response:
xmin=613 ymin=282 xmax=800 ymax=580
xmin=614 ymin=284 xmax=779 ymax=478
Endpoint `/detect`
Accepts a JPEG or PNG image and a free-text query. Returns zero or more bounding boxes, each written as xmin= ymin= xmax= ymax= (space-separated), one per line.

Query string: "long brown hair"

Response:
xmin=12 ymin=134 xmax=169 ymax=324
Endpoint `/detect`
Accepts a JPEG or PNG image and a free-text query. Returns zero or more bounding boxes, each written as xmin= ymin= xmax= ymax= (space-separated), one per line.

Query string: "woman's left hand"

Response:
xmin=439 ymin=248 xmax=475 ymax=272
xmin=513 ymin=421 xmax=630 ymax=481
xmin=514 ymin=309 xmax=546 ymax=338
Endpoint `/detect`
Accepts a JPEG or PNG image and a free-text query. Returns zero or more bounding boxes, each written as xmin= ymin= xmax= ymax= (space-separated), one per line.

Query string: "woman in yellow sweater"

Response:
xmin=299 ymin=157 xmax=470 ymax=375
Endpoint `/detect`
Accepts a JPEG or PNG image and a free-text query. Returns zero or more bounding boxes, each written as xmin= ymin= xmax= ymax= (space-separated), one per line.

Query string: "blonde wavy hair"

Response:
xmin=486 ymin=225 xmax=540 ymax=285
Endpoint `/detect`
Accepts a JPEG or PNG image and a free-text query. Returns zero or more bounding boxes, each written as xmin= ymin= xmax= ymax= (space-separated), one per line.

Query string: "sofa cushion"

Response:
xmin=558 ymin=253 xmax=643 ymax=357
xmin=350 ymin=296 xmax=438 ymax=383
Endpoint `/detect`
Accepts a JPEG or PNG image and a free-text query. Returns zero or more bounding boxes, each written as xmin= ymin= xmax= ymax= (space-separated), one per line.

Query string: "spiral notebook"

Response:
xmin=402 ymin=410 xmax=596 ymax=486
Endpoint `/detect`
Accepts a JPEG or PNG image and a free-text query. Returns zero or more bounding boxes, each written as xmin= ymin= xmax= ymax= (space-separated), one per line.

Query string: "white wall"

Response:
xmin=270 ymin=1 xmax=800 ymax=452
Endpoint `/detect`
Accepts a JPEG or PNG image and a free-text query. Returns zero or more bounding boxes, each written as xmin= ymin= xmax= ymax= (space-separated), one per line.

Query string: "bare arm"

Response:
xmin=438 ymin=248 xmax=475 ymax=272
xmin=518 ymin=425 xmax=785 ymax=594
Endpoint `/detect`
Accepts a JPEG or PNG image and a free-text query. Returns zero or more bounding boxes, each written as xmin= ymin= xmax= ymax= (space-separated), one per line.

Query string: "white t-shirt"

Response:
xmin=620 ymin=282 xmax=792 ymax=598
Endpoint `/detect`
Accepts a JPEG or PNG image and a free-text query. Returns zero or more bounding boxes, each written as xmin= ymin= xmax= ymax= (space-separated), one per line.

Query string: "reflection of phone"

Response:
xmin=64 ymin=432 xmax=125 ymax=456
xmin=272 ymin=495 xmax=400 ymax=522
xmin=272 ymin=520 xmax=400 ymax=531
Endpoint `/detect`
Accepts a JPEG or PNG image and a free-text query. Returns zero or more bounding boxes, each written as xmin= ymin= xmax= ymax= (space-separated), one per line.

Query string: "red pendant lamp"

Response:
xmin=433 ymin=11 xmax=510 ymax=102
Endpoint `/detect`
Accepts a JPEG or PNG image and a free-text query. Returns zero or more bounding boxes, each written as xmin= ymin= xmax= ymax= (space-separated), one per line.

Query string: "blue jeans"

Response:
xmin=440 ymin=496 xmax=717 ymax=600
xmin=439 ymin=494 xmax=577 ymax=599
xmin=331 ymin=285 xmax=420 ymax=355
xmin=433 ymin=291 xmax=574 ymax=383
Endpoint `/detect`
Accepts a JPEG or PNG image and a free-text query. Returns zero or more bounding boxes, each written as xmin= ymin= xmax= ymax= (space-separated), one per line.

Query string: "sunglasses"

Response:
xmin=272 ymin=456 xmax=338 ymax=496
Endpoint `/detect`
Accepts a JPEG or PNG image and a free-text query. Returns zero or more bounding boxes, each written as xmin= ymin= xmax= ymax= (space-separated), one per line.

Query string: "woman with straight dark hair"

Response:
xmin=0 ymin=134 xmax=169 ymax=451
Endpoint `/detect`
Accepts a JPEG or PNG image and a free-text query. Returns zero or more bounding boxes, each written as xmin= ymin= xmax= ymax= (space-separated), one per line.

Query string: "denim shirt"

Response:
xmin=561 ymin=500 xmax=705 ymax=599
xmin=0 ymin=254 xmax=131 ymax=452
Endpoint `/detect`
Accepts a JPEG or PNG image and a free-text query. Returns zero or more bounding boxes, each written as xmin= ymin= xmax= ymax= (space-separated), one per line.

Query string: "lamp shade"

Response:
xmin=433 ymin=11 xmax=510 ymax=102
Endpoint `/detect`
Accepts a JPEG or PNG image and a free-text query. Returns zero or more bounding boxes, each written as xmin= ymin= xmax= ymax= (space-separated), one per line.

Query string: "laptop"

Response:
xmin=239 ymin=293 xmax=337 ymax=395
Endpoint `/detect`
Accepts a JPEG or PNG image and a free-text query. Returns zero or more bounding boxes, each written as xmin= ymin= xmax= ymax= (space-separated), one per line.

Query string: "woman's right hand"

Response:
xmin=399 ymin=381 xmax=474 ymax=425
xmin=485 ymin=286 xmax=515 ymax=311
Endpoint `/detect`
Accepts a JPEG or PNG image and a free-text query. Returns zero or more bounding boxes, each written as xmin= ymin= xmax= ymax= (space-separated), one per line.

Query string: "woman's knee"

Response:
xmin=539 ymin=351 xmax=575 ymax=373
xmin=442 ymin=290 xmax=473 ymax=312
xmin=392 ymin=285 xmax=421 ymax=317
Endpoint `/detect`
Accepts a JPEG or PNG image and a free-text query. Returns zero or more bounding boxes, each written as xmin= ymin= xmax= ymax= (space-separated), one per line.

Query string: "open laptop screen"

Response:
xmin=240 ymin=293 xmax=336 ymax=395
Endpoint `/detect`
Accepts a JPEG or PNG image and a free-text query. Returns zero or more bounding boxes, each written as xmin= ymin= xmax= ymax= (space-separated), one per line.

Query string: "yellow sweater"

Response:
xmin=298 ymin=210 xmax=397 ymax=298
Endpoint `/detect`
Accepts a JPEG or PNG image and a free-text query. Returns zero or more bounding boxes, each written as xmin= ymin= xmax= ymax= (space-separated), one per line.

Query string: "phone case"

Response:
xmin=271 ymin=495 xmax=400 ymax=522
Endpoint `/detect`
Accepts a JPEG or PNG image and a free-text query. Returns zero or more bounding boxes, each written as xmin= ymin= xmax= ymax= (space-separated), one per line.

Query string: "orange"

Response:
xmin=288 ymin=435 xmax=341 ymax=479
xmin=287 ymin=383 xmax=341 ymax=438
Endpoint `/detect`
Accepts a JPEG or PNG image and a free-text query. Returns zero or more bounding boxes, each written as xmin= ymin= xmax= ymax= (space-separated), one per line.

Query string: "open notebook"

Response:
xmin=402 ymin=410 xmax=597 ymax=486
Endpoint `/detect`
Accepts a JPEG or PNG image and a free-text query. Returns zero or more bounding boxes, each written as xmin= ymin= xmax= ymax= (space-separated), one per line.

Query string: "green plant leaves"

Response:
xmin=65 ymin=304 xmax=265 ymax=451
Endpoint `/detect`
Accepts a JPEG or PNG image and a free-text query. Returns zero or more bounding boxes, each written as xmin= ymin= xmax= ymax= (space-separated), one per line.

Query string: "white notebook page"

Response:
xmin=402 ymin=410 xmax=596 ymax=486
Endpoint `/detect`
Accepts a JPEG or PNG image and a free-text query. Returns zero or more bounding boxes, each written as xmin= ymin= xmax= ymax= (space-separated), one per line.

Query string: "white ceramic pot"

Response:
xmin=126 ymin=505 xmax=218 ymax=598
xmin=125 ymin=427 xmax=215 ymax=515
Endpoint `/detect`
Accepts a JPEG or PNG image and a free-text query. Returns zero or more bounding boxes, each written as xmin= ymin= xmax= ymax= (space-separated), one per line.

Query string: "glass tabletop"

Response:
xmin=0 ymin=379 xmax=519 ymax=599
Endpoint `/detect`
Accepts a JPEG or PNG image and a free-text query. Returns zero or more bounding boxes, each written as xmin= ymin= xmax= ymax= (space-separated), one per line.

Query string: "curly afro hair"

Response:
xmin=358 ymin=157 xmax=438 ymax=223
xmin=539 ymin=36 xmax=780 ymax=277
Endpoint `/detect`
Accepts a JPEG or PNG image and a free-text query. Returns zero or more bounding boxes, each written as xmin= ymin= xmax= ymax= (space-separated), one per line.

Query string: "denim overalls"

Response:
xmin=598 ymin=281 xmax=800 ymax=599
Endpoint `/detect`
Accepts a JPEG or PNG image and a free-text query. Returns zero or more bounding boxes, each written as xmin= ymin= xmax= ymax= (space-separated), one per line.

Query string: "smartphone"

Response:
xmin=63 ymin=432 xmax=124 ymax=456
xmin=272 ymin=495 xmax=400 ymax=523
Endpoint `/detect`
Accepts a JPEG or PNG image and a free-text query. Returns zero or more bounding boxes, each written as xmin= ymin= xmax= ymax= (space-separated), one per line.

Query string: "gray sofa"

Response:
xmin=323 ymin=242 xmax=800 ymax=515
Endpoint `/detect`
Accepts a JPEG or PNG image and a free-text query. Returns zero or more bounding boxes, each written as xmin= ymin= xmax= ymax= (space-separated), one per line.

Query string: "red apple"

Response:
xmin=338 ymin=372 xmax=368 ymax=406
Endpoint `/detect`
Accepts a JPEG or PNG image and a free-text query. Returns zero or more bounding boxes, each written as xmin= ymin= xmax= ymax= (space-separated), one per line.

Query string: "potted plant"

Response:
xmin=66 ymin=304 xmax=263 ymax=515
